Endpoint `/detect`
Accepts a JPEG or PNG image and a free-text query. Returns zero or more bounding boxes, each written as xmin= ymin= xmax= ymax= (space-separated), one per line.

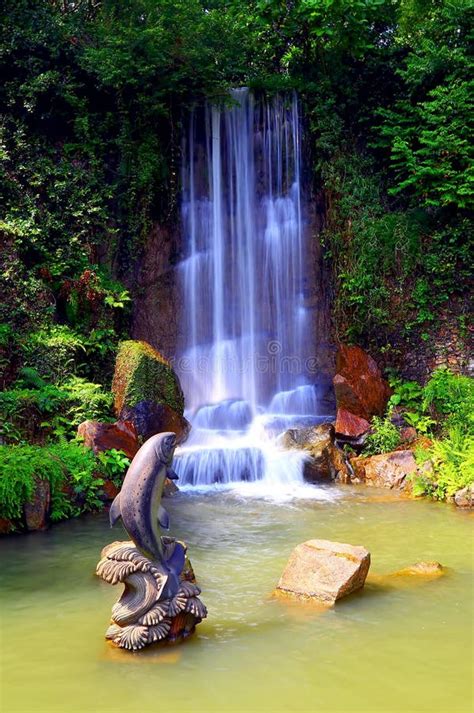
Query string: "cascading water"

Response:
xmin=174 ymin=89 xmax=332 ymax=493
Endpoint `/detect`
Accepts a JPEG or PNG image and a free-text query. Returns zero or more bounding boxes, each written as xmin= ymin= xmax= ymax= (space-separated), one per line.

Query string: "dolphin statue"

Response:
xmin=109 ymin=432 xmax=185 ymax=584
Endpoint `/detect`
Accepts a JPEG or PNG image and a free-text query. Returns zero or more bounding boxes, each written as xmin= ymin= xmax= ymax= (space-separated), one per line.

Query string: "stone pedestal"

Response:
xmin=97 ymin=540 xmax=207 ymax=651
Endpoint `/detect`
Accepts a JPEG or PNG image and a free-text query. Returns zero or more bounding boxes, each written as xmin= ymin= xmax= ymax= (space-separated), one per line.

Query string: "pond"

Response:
xmin=1 ymin=484 xmax=472 ymax=713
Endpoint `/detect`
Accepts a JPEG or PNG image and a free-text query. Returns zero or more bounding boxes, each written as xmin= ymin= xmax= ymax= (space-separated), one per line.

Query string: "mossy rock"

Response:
xmin=112 ymin=340 xmax=184 ymax=416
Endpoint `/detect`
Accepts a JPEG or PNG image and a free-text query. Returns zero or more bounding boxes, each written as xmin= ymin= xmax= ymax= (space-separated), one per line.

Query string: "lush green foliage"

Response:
xmin=0 ymin=441 xmax=101 ymax=522
xmin=365 ymin=368 xmax=474 ymax=500
xmin=413 ymin=429 xmax=474 ymax=500
xmin=0 ymin=370 xmax=113 ymax=443
xmin=422 ymin=367 xmax=474 ymax=433
xmin=96 ymin=449 xmax=131 ymax=488
xmin=376 ymin=2 xmax=473 ymax=210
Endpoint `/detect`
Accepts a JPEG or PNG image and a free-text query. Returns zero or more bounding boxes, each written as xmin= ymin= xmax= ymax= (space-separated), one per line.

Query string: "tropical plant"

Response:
xmin=364 ymin=410 xmax=400 ymax=456
xmin=96 ymin=449 xmax=131 ymax=487
xmin=413 ymin=428 xmax=474 ymax=500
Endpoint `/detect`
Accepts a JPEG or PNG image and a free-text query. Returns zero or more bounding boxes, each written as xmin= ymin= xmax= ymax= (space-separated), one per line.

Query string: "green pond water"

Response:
xmin=1 ymin=485 xmax=473 ymax=713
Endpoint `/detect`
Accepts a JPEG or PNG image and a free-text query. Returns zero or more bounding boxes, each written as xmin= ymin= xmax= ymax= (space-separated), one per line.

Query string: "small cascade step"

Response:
xmin=174 ymin=446 xmax=265 ymax=486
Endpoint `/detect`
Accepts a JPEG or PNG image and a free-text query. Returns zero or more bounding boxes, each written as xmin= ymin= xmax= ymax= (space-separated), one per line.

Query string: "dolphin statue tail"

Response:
xmin=109 ymin=492 xmax=122 ymax=527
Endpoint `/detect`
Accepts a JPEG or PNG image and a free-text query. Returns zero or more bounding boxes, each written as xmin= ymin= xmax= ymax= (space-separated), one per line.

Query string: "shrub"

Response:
xmin=96 ymin=448 xmax=131 ymax=487
xmin=0 ymin=441 xmax=103 ymax=523
xmin=21 ymin=325 xmax=86 ymax=383
xmin=0 ymin=381 xmax=69 ymax=443
xmin=423 ymin=368 xmax=474 ymax=433
xmin=0 ymin=372 xmax=113 ymax=443
xmin=388 ymin=378 xmax=423 ymax=411
xmin=364 ymin=411 xmax=400 ymax=456
xmin=413 ymin=428 xmax=474 ymax=500
xmin=62 ymin=376 xmax=114 ymax=428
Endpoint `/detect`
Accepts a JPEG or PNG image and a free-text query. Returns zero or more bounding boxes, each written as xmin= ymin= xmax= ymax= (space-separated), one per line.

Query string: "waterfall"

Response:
xmin=175 ymin=89 xmax=331 ymax=492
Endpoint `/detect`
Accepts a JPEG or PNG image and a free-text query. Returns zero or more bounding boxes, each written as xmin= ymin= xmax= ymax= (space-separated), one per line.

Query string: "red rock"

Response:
xmin=400 ymin=426 xmax=417 ymax=443
xmin=119 ymin=402 xmax=190 ymax=444
xmin=102 ymin=480 xmax=120 ymax=501
xmin=77 ymin=420 xmax=139 ymax=459
xmin=334 ymin=345 xmax=391 ymax=422
xmin=335 ymin=408 xmax=370 ymax=438
xmin=24 ymin=478 xmax=51 ymax=531
xmin=0 ymin=518 xmax=14 ymax=534
xmin=163 ymin=477 xmax=179 ymax=497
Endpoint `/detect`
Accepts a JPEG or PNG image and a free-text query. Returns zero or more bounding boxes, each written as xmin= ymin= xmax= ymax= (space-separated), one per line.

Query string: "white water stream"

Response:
xmin=175 ymin=89 xmax=333 ymax=493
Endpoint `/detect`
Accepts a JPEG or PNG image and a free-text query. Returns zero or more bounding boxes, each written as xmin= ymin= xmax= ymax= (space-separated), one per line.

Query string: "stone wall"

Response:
xmin=377 ymin=301 xmax=473 ymax=384
xmin=130 ymin=222 xmax=184 ymax=361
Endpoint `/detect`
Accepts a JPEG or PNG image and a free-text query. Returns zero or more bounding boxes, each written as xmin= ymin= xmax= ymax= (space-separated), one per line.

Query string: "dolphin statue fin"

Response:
xmin=166 ymin=468 xmax=179 ymax=480
xmin=109 ymin=493 xmax=122 ymax=527
xmin=158 ymin=505 xmax=170 ymax=530
xmin=166 ymin=541 xmax=186 ymax=577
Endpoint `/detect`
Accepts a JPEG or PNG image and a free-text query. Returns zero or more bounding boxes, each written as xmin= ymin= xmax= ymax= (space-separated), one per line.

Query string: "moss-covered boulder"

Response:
xmin=112 ymin=341 xmax=188 ymax=442
xmin=112 ymin=340 xmax=184 ymax=415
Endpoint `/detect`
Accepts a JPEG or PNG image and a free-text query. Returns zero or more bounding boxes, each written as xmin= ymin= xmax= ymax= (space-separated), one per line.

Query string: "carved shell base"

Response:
xmin=97 ymin=541 xmax=207 ymax=651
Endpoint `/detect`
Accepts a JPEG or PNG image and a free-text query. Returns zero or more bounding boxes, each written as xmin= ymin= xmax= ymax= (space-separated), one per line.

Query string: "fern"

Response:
xmin=414 ymin=428 xmax=474 ymax=500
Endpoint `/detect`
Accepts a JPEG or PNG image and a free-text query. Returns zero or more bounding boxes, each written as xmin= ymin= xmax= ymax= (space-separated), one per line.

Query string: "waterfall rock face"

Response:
xmin=174 ymin=89 xmax=335 ymax=488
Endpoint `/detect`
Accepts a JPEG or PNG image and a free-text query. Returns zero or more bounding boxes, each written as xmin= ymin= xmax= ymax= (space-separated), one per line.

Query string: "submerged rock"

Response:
xmin=333 ymin=345 xmax=391 ymax=439
xmin=454 ymin=485 xmax=474 ymax=509
xmin=276 ymin=539 xmax=371 ymax=604
xmin=392 ymin=561 xmax=444 ymax=578
xmin=279 ymin=423 xmax=349 ymax=482
xmin=351 ymin=450 xmax=417 ymax=491
xmin=77 ymin=419 xmax=139 ymax=459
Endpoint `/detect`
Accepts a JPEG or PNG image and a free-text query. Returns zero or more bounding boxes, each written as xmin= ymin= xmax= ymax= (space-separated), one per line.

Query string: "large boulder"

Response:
xmin=119 ymin=401 xmax=190 ymax=445
xmin=277 ymin=539 xmax=371 ymax=604
xmin=23 ymin=478 xmax=51 ymax=531
xmin=77 ymin=420 xmax=139 ymax=459
xmin=112 ymin=340 xmax=187 ymax=442
xmin=279 ymin=423 xmax=349 ymax=482
xmin=351 ymin=450 xmax=417 ymax=491
xmin=334 ymin=345 xmax=391 ymax=438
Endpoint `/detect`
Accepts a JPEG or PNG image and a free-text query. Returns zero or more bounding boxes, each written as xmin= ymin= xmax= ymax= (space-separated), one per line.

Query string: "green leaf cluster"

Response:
xmin=0 ymin=441 xmax=101 ymax=523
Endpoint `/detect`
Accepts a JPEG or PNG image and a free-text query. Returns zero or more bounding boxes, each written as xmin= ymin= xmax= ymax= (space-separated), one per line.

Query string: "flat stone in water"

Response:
xmin=276 ymin=538 xmax=371 ymax=604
